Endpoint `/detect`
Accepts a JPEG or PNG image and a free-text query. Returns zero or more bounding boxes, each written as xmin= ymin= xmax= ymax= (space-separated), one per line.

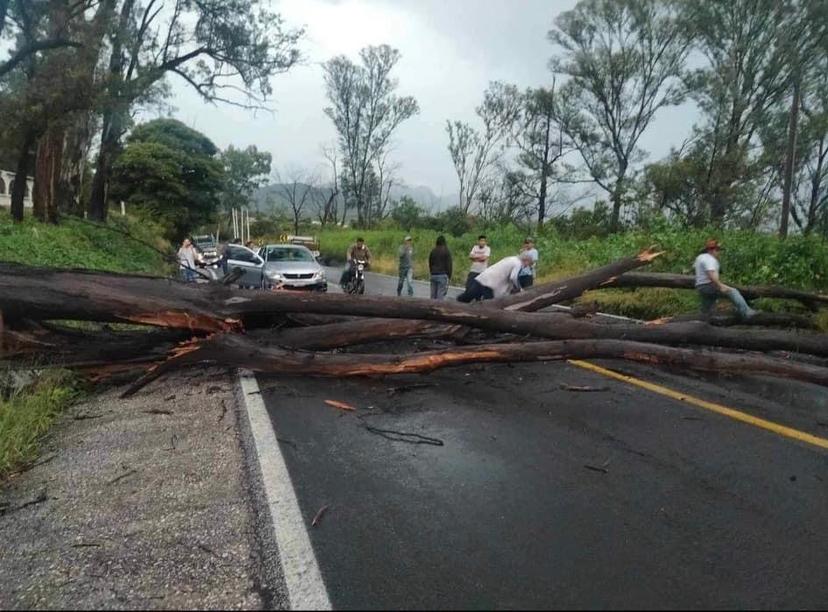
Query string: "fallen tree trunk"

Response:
xmin=2 ymin=263 xmax=826 ymax=357
xmin=123 ymin=334 xmax=828 ymax=396
xmin=650 ymin=312 xmax=817 ymax=329
xmin=609 ymin=272 xmax=828 ymax=309
xmin=492 ymin=248 xmax=663 ymax=311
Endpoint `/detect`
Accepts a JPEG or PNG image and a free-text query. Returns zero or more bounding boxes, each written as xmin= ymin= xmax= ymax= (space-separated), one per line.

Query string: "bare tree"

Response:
xmin=276 ymin=168 xmax=317 ymax=235
xmin=446 ymin=81 xmax=521 ymax=214
xmin=322 ymin=45 xmax=418 ymax=227
xmin=312 ymin=145 xmax=340 ymax=226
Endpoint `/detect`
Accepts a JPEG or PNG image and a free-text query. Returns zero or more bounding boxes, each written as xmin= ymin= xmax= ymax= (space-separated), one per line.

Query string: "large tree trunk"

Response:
xmin=10 ymin=129 xmax=35 ymax=222
xmin=780 ymin=79 xmax=801 ymax=238
xmin=607 ymin=272 xmax=828 ymax=309
xmin=122 ymin=334 xmax=828 ymax=397
xmin=1 ymin=263 xmax=826 ymax=358
xmin=87 ymin=117 xmax=116 ymax=222
xmin=32 ymin=126 xmax=64 ymax=223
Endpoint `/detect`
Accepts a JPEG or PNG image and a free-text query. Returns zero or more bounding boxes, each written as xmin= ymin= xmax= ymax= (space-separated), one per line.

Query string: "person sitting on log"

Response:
xmin=457 ymin=252 xmax=534 ymax=302
xmin=694 ymin=239 xmax=757 ymax=320
xmin=340 ymin=237 xmax=372 ymax=287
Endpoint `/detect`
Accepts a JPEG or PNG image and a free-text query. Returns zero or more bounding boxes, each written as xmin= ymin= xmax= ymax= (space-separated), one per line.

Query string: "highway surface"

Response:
xmin=251 ymin=267 xmax=828 ymax=609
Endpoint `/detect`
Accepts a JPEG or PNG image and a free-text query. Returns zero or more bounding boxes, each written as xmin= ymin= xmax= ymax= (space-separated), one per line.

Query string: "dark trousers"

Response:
xmin=457 ymin=279 xmax=494 ymax=303
xmin=466 ymin=271 xmax=480 ymax=290
xmin=519 ymin=274 xmax=534 ymax=288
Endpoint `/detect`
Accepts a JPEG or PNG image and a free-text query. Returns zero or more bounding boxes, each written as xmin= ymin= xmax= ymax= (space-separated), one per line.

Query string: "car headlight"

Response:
xmin=314 ymin=271 xmax=325 ymax=281
xmin=266 ymin=270 xmax=283 ymax=280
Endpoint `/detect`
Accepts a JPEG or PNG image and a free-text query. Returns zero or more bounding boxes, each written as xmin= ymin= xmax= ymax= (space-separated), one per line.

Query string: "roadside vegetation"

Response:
xmin=0 ymin=371 xmax=80 ymax=479
xmin=0 ymin=212 xmax=171 ymax=275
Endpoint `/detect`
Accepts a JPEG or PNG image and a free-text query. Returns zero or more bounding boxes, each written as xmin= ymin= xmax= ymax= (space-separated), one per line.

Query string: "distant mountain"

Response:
xmin=253 ymin=182 xmax=457 ymax=215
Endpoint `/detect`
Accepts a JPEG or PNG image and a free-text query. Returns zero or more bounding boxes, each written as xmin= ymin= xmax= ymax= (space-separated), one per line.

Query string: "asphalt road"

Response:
xmin=258 ymin=268 xmax=828 ymax=609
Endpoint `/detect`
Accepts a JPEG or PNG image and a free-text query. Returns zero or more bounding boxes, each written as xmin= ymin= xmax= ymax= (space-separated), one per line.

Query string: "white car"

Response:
xmin=259 ymin=244 xmax=328 ymax=291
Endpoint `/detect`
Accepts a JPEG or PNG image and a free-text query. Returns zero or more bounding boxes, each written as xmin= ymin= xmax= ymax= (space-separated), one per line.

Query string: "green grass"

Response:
xmin=295 ymin=224 xmax=828 ymax=321
xmin=0 ymin=210 xmax=172 ymax=275
xmin=0 ymin=371 xmax=80 ymax=479
xmin=0 ymin=210 xmax=171 ymax=481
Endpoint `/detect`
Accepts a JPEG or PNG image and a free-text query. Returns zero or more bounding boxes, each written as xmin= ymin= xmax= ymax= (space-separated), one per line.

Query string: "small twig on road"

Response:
xmin=143 ymin=408 xmax=173 ymax=416
xmin=277 ymin=437 xmax=298 ymax=450
xmin=217 ymin=399 xmax=228 ymax=423
xmin=385 ymin=382 xmax=436 ymax=396
xmin=364 ymin=425 xmax=444 ymax=446
xmin=1 ymin=489 xmax=49 ymax=516
xmin=560 ymin=383 xmax=609 ymax=392
xmin=583 ymin=464 xmax=609 ymax=474
xmin=107 ymin=469 xmax=138 ymax=485
xmin=311 ymin=504 xmax=330 ymax=527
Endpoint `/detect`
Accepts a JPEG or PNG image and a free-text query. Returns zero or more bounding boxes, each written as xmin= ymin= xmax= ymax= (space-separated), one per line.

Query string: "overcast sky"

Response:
xmin=165 ymin=0 xmax=696 ymax=196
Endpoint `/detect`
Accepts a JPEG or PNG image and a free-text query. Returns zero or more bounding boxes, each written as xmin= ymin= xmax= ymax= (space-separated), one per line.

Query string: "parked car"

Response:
xmin=192 ymin=234 xmax=220 ymax=265
xmin=259 ymin=244 xmax=327 ymax=291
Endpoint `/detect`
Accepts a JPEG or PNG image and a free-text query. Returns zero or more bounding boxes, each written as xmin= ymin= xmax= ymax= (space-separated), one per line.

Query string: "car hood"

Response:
xmin=264 ymin=261 xmax=322 ymax=274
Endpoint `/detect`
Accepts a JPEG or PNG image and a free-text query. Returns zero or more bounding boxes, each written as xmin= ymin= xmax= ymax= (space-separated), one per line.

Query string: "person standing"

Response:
xmin=428 ymin=235 xmax=452 ymax=300
xmin=457 ymin=253 xmax=534 ymax=302
xmin=694 ymin=239 xmax=757 ymax=319
xmin=518 ymin=237 xmax=539 ymax=288
xmin=467 ymin=235 xmax=491 ymax=289
xmin=177 ymin=238 xmax=199 ymax=282
xmin=397 ymin=236 xmax=415 ymax=297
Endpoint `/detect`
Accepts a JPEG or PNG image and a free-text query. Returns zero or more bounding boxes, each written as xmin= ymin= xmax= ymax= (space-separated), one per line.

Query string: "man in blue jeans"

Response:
xmin=694 ymin=239 xmax=757 ymax=319
xmin=397 ymin=236 xmax=415 ymax=296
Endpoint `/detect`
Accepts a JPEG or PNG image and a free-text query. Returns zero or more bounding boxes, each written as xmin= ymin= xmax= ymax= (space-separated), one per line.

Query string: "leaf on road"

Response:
xmin=324 ymin=399 xmax=356 ymax=412
xmin=312 ymin=504 xmax=330 ymax=527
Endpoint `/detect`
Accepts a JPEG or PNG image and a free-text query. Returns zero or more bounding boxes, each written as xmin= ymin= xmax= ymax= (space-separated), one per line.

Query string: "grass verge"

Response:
xmin=0 ymin=371 xmax=81 ymax=480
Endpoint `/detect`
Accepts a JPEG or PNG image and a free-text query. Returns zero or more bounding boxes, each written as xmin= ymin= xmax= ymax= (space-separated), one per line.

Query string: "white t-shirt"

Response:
xmin=519 ymin=247 xmax=538 ymax=276
xmin=475 ymin=256 xmax=523 ymax=297
xmin=469 ymin=245 xmax=491 ymax=274
xmin=694 ymin=253 xmax=719 ymax=287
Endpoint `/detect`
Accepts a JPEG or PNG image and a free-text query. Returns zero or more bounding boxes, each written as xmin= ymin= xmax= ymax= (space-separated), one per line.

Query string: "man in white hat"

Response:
xmin=457 ymin=252 xmax=535 ymax=302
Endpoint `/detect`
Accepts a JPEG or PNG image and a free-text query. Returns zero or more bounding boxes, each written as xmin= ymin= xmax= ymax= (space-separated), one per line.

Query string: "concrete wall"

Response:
xmin=0 ymin=170 xmax=34 ymax=209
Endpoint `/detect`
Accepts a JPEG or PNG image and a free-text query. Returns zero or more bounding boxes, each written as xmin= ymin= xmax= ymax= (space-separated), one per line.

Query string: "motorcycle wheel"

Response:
xmin=356 ymin=279 xmax=365 ymax=295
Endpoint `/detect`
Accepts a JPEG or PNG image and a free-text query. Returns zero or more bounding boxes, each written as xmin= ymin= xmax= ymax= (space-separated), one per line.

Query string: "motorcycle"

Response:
xmin=342 ymin=259 xmax=367 ymax=295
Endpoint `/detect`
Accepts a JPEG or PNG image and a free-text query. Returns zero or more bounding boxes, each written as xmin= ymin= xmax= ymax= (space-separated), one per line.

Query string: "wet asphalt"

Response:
xmin=258 ymin=269 xmax=828 ymax=609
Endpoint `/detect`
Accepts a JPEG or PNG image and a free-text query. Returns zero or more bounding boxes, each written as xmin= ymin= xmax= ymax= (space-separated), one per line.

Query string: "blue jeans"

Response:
xmin=398 ymin=267 xmax=414 ymax=296
xmin=430 ymin=273 xmax=449 ymax=300
xmin=180 ymin=268 xmax=196 ymax=283
xmin=697 ymin=284 xmax=754 ymax=318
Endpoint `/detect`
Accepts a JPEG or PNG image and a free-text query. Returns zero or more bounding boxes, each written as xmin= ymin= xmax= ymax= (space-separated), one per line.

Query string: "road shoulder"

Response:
xmin=0 ymin=371 xmax=270 ymax=610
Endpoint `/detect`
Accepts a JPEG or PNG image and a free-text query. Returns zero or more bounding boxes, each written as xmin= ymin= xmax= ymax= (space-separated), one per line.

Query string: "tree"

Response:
xmin=87 ymin=0 xmax=303 ymax=222
xmin=391 ymin=195 xmax=424 ymax=230
xmin=311 ymin=145 xmax=340 ymax=226
xmin=323 ymin=45 xmax=418 ymax=227
xmin=549 ymin=0 xmax=691 ymax=232
xmin=275 ymin=168 xmax=316 ymax=235
xmin=446 ymin=81 xmax=521 ymax=214
xmin=510 ymin=84 xmax=576 ymax=230
xmin=109 ymin=119 xmax=224 ymax=240
xmin=678 ymin=0 xmax=801 ymax=226
xmin=219 ymin=145 xmax=272 ymax=211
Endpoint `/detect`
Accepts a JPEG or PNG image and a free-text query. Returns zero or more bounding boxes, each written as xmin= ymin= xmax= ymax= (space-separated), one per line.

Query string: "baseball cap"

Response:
xmin=404 ymin=235 xmax=412 ymax=241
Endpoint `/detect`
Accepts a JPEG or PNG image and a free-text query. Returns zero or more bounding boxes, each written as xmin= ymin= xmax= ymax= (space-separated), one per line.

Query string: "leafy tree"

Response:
xmin=391 ymin=195 xmax=424 ymax=230
xmin=323 ymin=45 xmax=418 ymax=227
xmin=446 ymin=81 xmax=520 ymax=214
xmin=219 ymin=145 xmax=272 ymax=211
xmin=549 ymin=0 xmax=691 ymax=232
xmin=87 ymin=0 xmax=303 ymax=221
xmin=109 ymin=119 xmax=224 ymax=240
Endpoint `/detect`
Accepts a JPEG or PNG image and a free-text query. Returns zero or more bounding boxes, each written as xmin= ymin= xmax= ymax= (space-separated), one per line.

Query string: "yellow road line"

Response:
xmin=568 ymin=359 xmax=828 ymax=451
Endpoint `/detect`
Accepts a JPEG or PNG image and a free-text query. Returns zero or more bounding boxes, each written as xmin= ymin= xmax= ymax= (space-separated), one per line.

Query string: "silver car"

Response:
xmin=259 ymin=244 xmax=328 ymax=291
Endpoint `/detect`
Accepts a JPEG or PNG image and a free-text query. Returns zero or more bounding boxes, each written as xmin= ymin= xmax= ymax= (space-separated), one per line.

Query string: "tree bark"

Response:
xmin=32 ymin=126 xmax=63 ymax=223
xmin=1 ymin=263 xmax=826 ymax=358
xmin=122 ymin=334 xmax=828 ymax=397
xmin=780 ymin=79 xmax=800 ymax=238
xmin=10 ymin=129 xmax=35 ymax=222
xmin=607 ymin=272 xmax=828 ymax=309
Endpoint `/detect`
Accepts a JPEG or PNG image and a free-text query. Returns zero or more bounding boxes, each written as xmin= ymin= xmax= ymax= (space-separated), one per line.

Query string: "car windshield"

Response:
xmin=263 ymin=247 xmax=315 ymax=262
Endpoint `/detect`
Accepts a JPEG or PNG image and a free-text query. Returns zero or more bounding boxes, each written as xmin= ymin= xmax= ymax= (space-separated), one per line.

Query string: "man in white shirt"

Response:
xmin=518 ymin=237 xmax=539 ymax=288
xmin=694 ymin=239 xmax=756 ymax=319
xmin=467 ymin=235 xmax=491 ymax=289
xmin=457 ymin=253 xmax=534 ymax=302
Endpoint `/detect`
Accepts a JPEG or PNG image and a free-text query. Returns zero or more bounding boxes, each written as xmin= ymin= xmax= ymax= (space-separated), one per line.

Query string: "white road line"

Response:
xmin=238 ymin=369 xmax=332 ymax=611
